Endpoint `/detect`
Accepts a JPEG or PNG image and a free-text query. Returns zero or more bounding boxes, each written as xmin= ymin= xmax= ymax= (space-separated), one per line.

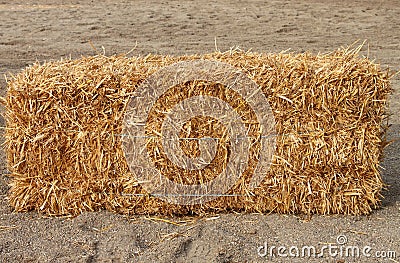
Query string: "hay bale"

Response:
xmin=4 ymin=47 xmax=391 ymax=216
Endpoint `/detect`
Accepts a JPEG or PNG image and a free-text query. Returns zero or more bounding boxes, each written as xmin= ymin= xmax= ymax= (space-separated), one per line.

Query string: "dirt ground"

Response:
xmin=0 ymin=0 xmax=399 ymax=262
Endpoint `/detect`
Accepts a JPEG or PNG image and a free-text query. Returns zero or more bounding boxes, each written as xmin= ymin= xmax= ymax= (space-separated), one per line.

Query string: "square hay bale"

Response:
xmin=4 ymin=47 xmax=391 ymax=216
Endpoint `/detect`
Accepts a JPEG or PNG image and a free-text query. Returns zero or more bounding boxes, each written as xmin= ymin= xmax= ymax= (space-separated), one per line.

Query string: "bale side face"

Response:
xmin=5 ymin=49 xmax=391 ymax=216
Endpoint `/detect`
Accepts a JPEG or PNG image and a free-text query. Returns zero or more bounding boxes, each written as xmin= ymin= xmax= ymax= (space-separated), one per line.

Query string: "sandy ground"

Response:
xmin=0 ymin=0 xmax=399 ymax=262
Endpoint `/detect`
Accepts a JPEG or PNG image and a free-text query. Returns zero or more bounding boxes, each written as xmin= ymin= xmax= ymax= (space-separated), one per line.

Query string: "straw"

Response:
xmin=3 ymin=46 xmax=392 ymax=216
